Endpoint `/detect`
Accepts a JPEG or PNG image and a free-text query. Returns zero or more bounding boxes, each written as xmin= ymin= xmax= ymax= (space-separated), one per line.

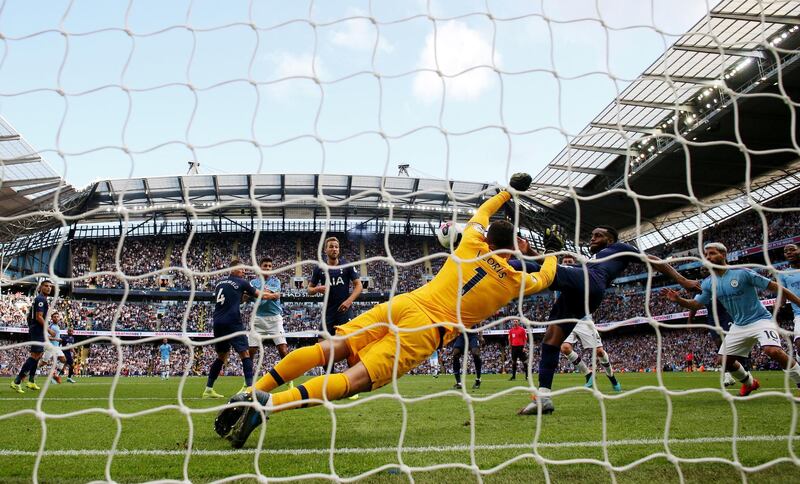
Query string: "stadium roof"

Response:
xmin=0 ymin=115 xmax=78 ymax=241
xmin=1 ymin=172 xmax=518 ymax=244
xmin=84 ymin=173 xmax=492 ymax=221
xmin=529 ymin=0 xmax=800 ymax=249
xmin=0 ymin=116 xmax=73 ymax=213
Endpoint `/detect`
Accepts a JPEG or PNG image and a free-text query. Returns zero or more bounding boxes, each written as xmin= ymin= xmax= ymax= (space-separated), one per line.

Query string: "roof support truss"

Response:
xmin=547 ymin=164 xmax=616 ymax=177
xmin=590 ymin=122 xmax=662 ymax=135
xmin=641 ymin=73 xmax=720 ymax=85
xmin=1 ymin=176 xmax=61 ymax=188
xmin=0 ymin=155 xmax=43 ymax=166
xmin=672 ymin=44 xmax=766 ymax=58
xmin=710 ymin=12 xmax=800 ymax=26
xmin=568 ymin=144 xmax=632 ymax=157
xmin=616 ymin=99 xmax=697 ymax=112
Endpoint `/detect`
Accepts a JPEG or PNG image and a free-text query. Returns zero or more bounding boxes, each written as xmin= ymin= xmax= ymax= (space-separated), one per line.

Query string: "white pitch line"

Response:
xmin=0 ymin=388 xmax=794 ymax=402
xmin=0 ymin=435 xmax=795 ymax=457
xmin=0 ymin=397 xmax=205 ymax=401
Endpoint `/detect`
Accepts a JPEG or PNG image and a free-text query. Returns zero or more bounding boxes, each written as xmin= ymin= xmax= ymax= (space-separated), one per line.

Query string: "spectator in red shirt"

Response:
xmin=508 ymin=320 xmax=528 ymax=380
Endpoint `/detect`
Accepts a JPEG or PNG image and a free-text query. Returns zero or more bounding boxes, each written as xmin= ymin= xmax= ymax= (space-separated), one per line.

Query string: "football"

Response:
xmin=435 ymin=221 xmax=464 ymax=249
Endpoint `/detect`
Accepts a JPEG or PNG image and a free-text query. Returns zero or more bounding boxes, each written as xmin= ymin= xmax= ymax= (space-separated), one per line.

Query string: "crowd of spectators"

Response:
xmin=659 ymin=190 xmax=800 ymax=258
xmin=3 ymin=317 xmax=796 ymax=378
xmin=70 ymin=232 xmax=449 ymax=294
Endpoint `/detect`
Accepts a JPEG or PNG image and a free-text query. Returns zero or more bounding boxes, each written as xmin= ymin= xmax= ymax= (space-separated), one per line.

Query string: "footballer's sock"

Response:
xmin=28 ymin=362 xmax=37 ymax=383
xmin=255 ymin=344 xmax=326 ymax=392
xmin=538 ymin=343 xmax=559 ymax=391
xmin=242 ymin=357 xmax=255 ymax=387
xmin=15 ymin=358 xmax=36 ymax=385
xmin=598 ymin=352 xmax=615 ymax=378
xmin=511 ymin=358 xmax=517 ymax=378
xmin=566 ymin=350 xmax=590 ymax=375
xmin=271 ymin=373 xmax=350 ymax=412
xmin=731 ymin=363 xmax=753 ymax=386
xmin=784 ymin=362 xmax=800 ymax=386
xmin=206 ymin=358 xmax=225 ymax=388
xmin=453 ymin=356 xmax=462 ymax=384
xmin=68 ymin=365 xmax=74 ymax=378
xmin=473 ymin=355 xmax=482 ymax=381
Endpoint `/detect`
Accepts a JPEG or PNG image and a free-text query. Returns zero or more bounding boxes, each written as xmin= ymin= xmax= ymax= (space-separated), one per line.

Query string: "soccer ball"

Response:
xmin=436 ymin=221 xmax=464 ymax=249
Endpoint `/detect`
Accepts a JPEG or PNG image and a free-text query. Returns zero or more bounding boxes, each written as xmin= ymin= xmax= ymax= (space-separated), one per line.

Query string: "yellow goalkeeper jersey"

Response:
xmin=407 ymin=191 xmax=556 ymax=344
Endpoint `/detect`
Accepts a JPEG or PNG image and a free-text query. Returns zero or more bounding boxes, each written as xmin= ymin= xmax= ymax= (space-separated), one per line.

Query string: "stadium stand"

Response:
xmin=2 ymin=184 xmax=798 ymax=378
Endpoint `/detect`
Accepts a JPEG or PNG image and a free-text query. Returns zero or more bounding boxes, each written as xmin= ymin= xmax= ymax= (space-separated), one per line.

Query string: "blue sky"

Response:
xmin=0 ymin=0 xmax=715 ymax=189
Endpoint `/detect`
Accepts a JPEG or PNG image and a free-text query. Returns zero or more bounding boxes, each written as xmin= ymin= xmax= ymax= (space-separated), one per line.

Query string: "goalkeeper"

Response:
xmin=218 ymin=174 xmax=563 ymax=448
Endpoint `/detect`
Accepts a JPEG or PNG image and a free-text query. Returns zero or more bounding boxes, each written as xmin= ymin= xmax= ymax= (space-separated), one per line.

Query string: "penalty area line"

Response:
xmin=0 ymin=435 xmax=794 ymax=457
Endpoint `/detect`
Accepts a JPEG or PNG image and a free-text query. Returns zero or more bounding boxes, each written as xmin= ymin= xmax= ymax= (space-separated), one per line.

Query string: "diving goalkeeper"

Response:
xmin=216 ymin=173 xmax=563 ymax=448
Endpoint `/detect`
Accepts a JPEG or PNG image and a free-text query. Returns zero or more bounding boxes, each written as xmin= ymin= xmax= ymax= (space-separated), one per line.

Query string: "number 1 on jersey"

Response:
xmin=462 ymin=267 xmax=487 ymax=295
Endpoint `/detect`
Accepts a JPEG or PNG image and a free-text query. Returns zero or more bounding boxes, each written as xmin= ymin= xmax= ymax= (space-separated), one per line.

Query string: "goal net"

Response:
xmin=1 ymin=0 xmax=800 ymax=482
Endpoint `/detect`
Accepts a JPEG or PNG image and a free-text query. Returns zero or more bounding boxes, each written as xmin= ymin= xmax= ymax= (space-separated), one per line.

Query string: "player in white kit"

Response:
xmin=42 ymin=312 xmax=66 ymax=384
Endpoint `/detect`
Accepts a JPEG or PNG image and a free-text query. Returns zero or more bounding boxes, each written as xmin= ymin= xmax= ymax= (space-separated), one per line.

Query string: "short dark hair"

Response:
xmin=230 ymin=258 xmax=242 ymax=267
xmin=486 ymin=220 xmax=515 ymax=250
xmin=259 ymin=257 xmax=273 ymax=265
xmin=596 ymin=225 xmax=618 ymax=242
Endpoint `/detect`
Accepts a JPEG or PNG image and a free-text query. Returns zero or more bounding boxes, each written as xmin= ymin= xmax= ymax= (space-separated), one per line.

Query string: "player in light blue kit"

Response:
xmin=248 ymin=257 xmax=290 ymax=392
xmin=778 ymin=243 xmax=800 ymax=356
xmin=664 ymin=243 xmax=800 ymax=396
xmin=429 ymin=349 xmax=440 ymax=378
xmin=159 ymin=339 xmax=173 ymax=379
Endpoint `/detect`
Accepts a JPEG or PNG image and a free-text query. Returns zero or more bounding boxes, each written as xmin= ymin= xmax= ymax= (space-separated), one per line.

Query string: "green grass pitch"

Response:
xmin=1 ymin=372 xmax=799 ymax=483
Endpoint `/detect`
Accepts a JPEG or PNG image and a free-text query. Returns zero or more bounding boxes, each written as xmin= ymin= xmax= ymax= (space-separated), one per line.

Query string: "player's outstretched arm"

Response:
xmin=468 ymin=173 xmax=531 ymax=227
xmin=767 ymin=280 xmax=800 ymax=307
xmin=647 ymin=255 xmax=701 ymax=291
xmin=519 ymin=226 xmax=562 ymax=294
xmin=521 ymin=255 xmax=557 ymax=295
xmin=661 ymin=287 xmax=704 ymax=311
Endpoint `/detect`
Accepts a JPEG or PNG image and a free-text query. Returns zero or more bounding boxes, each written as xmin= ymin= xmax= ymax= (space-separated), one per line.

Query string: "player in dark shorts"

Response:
xmin=11 ymin=279 xmax=55 ymax=393
xmin=203 ymin=259 xmax=266 ymax=399
xmin=451 ymin=330 xmax=483 ymax=390
xmin=511 ymin=226 xmax=698 ymax=415
xmin=60 ymin=327 xmax=77 ymax=383
xmin=308 ymin=236 xmax=363 ymax=337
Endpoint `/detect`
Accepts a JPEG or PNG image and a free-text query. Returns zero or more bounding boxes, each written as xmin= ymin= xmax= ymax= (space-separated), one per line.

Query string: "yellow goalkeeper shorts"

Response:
xmin=336 ymin=294 xmax=441 ymax=390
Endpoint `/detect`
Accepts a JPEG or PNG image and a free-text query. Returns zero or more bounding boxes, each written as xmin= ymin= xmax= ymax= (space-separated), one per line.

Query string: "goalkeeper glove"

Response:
xmin=542 ymin=225 xmax=564 ymax=253
xmin=509 ymin=172 xmax=532 ymax=192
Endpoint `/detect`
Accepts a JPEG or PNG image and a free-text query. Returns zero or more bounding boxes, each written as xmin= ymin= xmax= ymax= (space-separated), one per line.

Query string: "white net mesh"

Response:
xmin=2 ymin=0 xmax=800 ymax=482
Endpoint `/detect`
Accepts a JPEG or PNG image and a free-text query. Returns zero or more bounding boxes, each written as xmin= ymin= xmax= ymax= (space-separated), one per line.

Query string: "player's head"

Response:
xmin=486 ymin=220 xmax=515 ymax=254
xmin=163 ymin=338 xmax=168 ymax=344
xmin=38 ymin=278 xmax=53 ymax=295
xmin=784 ymin=243 xmax=798 ymax=263
xmin=324 ymin=237 xmax=340 ymax=260
xmin=259 ymin=257 xmax=273 ymax=272
xmin=67 ymin=326 xmax=74 ymax=335
xmin=229 ymin=258 xmax=244 ymax=277
xmin=561 ymin=254 xmax=576 ymax=265
xmin=512 ymin=318 xmax=520 ymax=327
xmin=589 ymin=226 xmax=618 ymax=253
xmin=703 ymin=242 xmax=728 ymax=265
xmin=51 ymin=311 xmax=61 ymax=323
